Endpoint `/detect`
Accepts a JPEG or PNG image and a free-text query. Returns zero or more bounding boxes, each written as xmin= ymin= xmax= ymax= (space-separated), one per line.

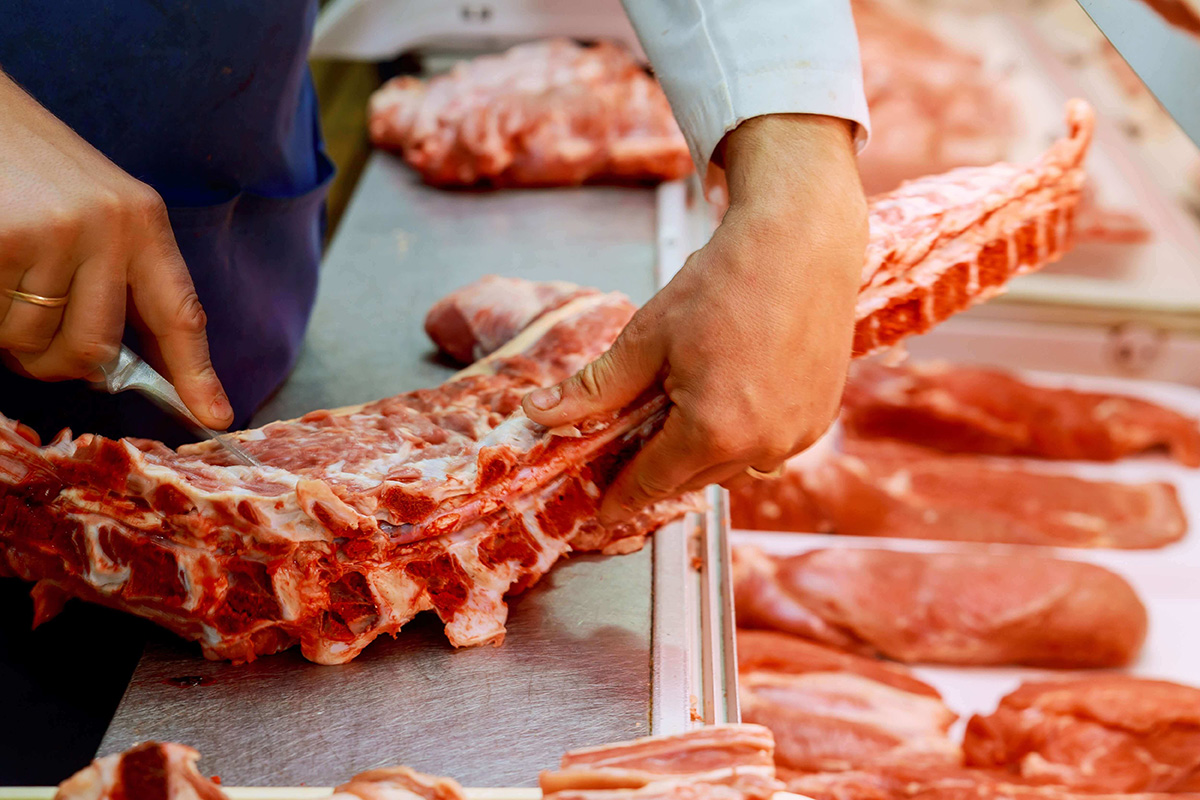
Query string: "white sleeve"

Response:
xmin=620 ymin=0 xmax=870 ymax=177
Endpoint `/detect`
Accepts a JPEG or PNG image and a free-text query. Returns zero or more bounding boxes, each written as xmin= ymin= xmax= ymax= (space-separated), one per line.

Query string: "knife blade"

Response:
xmin=92 ymin=345 xmax=262 ymax=467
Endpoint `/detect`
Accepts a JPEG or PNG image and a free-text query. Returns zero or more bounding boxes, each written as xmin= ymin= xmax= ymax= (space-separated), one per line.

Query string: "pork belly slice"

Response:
xmin=367 ymin=39 xmax=693 ymax=188
xmin=737 ymin=630 xmax=957 ymax=774
xmin=963 ymin=676 xmax=1200 ymax=793
xmin=730 ymin=438 xmax=1187 ymax=549
xmin=733 ymin=546 xmax=1146 ymax=668
xmin=0 ymin=102 xmax=1095 ymax=665
xmin=540 ymin=724 xmax=782 ymax=800
xmin=783 ymin=760 xmax=1198 ymax=800
xmin=54 ymin=741 xmax=227 ymax=800
xmin=843 ymin=361 xmax=1200 ymax=466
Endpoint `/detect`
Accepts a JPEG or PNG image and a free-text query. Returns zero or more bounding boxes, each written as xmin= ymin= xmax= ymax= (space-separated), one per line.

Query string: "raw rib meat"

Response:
xmin=963 ymin=676 xmax=1200 ymax=793
xmin=0 ymin=285 xmax=695 ymax=664
xmin=54 ymin=742 xmax=227 ymax=800
xmin=732 ymin=546 xmax=1146 ymax=667
xmin=737 ymin=630 xmax=958 ymax=774
xmin=730 ymin=438 xmax=1188 ymax=549
xmin=852 ymin=100 xmax=1092 ymax=357
xmin=0 ymin=102 xmax=1094 ymax=664
xmin=842 ymin=361 xmax=1200 ymax=466
xmin=539 ymin=724 xmax=781 ymax=800
xmin=367 ymin=40 xmax=693 ymax=188
xmin=852 ymin=0 xmax=1016 ymax=196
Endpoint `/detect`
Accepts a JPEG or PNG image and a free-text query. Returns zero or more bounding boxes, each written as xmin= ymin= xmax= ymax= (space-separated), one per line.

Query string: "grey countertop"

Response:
xmin=101 ymin=153 xmax=670 ymax=786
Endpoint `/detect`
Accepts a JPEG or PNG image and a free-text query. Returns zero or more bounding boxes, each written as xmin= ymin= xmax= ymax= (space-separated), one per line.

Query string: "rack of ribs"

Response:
xmin=0 ymin=103 xmax=1094 ymax=664
xmin=732 ymin=546 xmax=1146 ymax=668
xmin=842 ymin=361 xmax=1200 ymax=465
xmin=963 ymin=676 xmax=1200 ymax=793
xmin=367 ymin=39 xmax=693 ymax=188
xmin=737 ymin=629 xmax=958 ymax=774
xmin=729 ymin=437 xmax=1187 ymax=549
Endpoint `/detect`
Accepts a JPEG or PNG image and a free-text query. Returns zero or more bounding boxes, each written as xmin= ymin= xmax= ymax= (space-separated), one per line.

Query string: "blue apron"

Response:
xmin=0 ymin=0 xmax=331 ymax=443
xmin=0 ymin=1 xmax=327 ymax=781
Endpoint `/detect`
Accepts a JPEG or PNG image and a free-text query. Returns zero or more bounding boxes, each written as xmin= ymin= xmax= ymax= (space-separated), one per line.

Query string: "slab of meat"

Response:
xmin=963 ymin=676 xmax=1200 ymax=793
xmin=737 ymin=630 xmax=957 ymax=774
xmin=540 ymin=724 xmax=781 ymax=800
xmin=852 ymin=0 xmax=1016 ymax=196
xmin=730 ymin=437 xmax=1187 ymax=549
xmin=54 ymin=741 xmax=227 ymax=800
xmin=0 ymin=102 xmax=1094 ymax=664
xmin=732 ymin=546 xmax=1146 ymax=667
xmin=367 ymin=39 xmax=693 ymax=188
xmin=842 ymin=361 xmax=1200 ymax=466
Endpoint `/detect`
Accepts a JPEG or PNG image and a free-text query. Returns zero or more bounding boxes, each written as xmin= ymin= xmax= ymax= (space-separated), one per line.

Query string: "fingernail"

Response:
xmin=529 ymin=385 xmax=563 ymax=411
xmin=210 ymin=393 xmax=233 ymax=423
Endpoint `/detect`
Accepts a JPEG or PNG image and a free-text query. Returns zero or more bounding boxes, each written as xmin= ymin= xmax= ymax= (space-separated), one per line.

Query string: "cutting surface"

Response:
xmin=101 ymin=152 xmax=661 ymax=785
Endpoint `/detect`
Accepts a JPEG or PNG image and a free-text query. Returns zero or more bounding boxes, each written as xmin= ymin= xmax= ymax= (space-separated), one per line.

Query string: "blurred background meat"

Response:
xmin=732 ymin=546 xmax=1147 ymax=667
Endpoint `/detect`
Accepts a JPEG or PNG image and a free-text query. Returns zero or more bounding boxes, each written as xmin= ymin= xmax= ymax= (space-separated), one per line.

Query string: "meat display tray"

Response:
xmin=733 ymin=322 xmax=1200 ymax=732
xmin=91 ymin=156 xmax=733 ymax=786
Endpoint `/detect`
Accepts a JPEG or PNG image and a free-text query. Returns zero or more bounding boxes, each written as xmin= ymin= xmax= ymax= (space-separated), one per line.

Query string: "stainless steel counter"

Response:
xmin=100 ymin=153 xmax=684 ymax=786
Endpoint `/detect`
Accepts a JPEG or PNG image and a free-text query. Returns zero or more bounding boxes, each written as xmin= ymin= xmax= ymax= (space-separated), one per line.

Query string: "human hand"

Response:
xmin=0 ymin=71 xmax=233 ymax=428
xmin=522 ymin=113 xmax=866 ymax=522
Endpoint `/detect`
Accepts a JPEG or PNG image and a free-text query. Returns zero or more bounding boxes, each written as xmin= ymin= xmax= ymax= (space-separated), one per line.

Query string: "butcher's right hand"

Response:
xmin=0 ymin=70 xmax=233 ymax=429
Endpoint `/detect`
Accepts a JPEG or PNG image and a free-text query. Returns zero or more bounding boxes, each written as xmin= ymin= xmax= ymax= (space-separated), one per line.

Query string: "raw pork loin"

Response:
xmin=963 ymin=677 xmax=1200 ymax=793
xmin=0 ymin=104 xmax=1094 ymax=664
xmin=737 ymin=629 xmax=958 ymax=774
xmin=732 ymin=546 xmax=1146 ymax=667
xmin=368 ymin=40 xmax=692 ymax=187
xmin=729 ymin=437 xmax=1187 ymax=549
xmin=842 ymin=361 xmax=1200 ymax=466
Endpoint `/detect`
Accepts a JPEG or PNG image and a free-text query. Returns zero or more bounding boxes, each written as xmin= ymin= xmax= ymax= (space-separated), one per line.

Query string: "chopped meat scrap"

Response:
xmin=333 ymin=766 xmax=467 ymax=800
xmin=732 ymin=546 xmax=1146 ymax=667
xmin=540 ymin=725 xmax=780 ymax=800
xmin=54 ymin=742 xmax=228 ymax=800
xmin=842 ymin=361 xmax=1200 ymax=466
xmin=963 ymin=676 xmax=1200 ymax=793
xmin=731 ymin=438 xmax=1188 ymax=549
xmin=368 ymin=40 xmax=693 ymax=187
xmin=737 ymin=630 xmax=958 ymax=774
xmin=0 ymin=102 xmax=1095 ymax=665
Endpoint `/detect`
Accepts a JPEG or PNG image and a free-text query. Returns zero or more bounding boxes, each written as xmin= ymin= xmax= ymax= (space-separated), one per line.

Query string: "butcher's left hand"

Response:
xmin=523 ymin=113 xmax=867 ymax=522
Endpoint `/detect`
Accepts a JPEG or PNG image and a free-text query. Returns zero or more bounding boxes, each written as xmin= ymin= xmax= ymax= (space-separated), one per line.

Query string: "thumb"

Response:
xmin=522 ymin=318 xmax=663 ymax=427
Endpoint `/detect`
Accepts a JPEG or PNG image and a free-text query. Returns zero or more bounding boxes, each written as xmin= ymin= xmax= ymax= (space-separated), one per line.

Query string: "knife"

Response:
xmin=93 ymin=345 xmax=262 ymax=467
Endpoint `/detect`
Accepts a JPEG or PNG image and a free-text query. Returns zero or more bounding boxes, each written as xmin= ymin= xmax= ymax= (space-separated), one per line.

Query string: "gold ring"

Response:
xmin=745 ymin=464 xmax=785 ymax=480
xmin=3 ymin=288 xmax=69 ymax=309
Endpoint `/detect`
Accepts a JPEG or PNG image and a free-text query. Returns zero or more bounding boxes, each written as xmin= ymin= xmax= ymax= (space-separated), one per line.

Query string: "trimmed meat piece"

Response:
xmin=730 ymin=438 xmax=1187 ymax=549
xmin=333 ymin=766 xmax=467 ymax=800
xmin=540 ymin=724 xmax=781 ymax=800
xmin=54 ymin=742 xmax=227 ymax=800
xmin=368 ymin=40 xmax=692 ymax=188
xmin=733 ymin=546 xmax=1147 ymax=667
xmin=842 ymin=361 xmax=1200 ymax=466
xmin=963 ymin=676 xmax=1200 ymax=793
xmin=737 ymin=630 xmax=957 ymax=773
